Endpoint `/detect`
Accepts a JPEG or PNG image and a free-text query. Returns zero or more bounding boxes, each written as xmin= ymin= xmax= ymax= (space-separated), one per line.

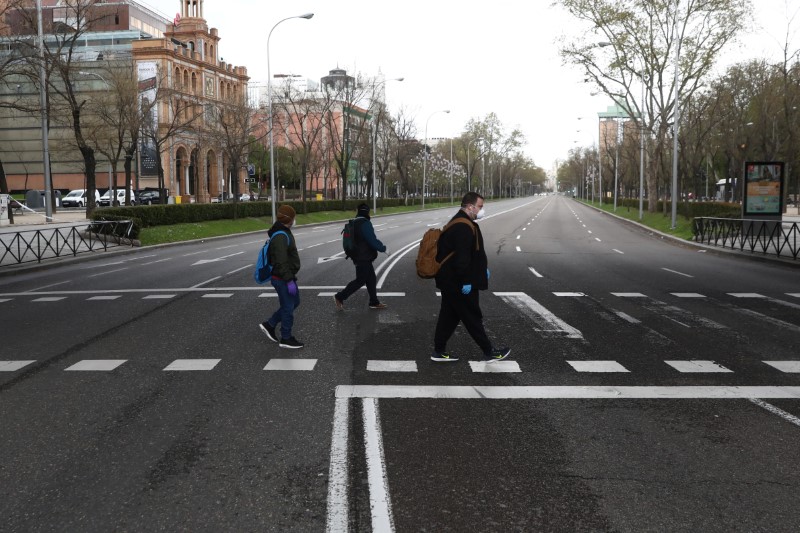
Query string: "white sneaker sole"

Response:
xmin=279 ymin=342 xmax=304 ymax=349
xmin=259 ymin=324 xmax=278 ymax=342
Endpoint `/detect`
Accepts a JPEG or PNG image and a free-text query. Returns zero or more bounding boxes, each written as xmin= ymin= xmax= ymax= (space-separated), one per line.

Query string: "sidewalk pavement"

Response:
xmin=0 ymin=208 xmax=89 ymax=234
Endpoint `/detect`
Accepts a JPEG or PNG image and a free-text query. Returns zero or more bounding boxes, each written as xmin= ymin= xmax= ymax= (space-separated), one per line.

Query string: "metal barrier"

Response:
xmin=0 ymin=220 xmax=135 ymax=267
xmin=693 ymin=217 xmax=800 ymax=260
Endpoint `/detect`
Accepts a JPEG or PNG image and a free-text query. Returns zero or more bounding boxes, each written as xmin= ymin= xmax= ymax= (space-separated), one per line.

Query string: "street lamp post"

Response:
xmin=422 ymin=109 xmax=450 ymax=209
xmin=36 ymin=0 xmax=53 ymax=221
xmin=370 ymin=77 xmax=403 ymax=212
xmin=671 ymin=0 xmax=683 ymax=228
xmin=267 ymin=12 xmax=313 ymax=222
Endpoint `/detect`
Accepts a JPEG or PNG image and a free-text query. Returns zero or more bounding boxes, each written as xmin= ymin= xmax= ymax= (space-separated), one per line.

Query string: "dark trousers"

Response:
xmin=434 ymin=288 xmax=492 ymax=355
xmin=336 ymin=260 xmax=379 ymax=306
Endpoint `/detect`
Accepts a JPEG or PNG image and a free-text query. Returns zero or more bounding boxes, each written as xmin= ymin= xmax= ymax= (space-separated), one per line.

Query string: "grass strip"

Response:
xmin=580 ymin=200 xmax=695 ymax=240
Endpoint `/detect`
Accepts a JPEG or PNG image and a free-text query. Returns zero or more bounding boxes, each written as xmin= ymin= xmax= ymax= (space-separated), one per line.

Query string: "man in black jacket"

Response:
xmin=334 ymin=203 xmax=388 ymax=310
xmin=432 ymin=192 xmax=510 ymax=363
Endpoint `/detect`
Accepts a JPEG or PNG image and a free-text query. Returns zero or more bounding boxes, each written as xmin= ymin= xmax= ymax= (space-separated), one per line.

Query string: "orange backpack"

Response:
xmin=415 ymin=218 xmax=478 ymax=279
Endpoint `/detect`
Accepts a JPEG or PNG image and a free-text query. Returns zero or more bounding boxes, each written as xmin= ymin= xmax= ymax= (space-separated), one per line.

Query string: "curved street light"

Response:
xmin=422 ymin=109 xmax=450 ymax=209
xmin=267 ymin=12 xmax=313 ymax=222
xmin=370 ymin=77 xmax=403 ymax=211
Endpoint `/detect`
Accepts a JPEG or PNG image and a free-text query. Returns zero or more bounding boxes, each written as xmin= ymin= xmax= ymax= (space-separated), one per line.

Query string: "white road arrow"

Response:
xmin=192 ymin=251 xmax=245 ymax=266
xmin=318 ymin=251 xmax=346 ymax=264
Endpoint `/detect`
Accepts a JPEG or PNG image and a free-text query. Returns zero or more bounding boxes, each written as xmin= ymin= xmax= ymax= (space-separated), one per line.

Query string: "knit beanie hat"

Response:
xmin=277 ymin=204 xmax=296 ymax=225
xmin=357 ymin=203 xmax=370 ymax=218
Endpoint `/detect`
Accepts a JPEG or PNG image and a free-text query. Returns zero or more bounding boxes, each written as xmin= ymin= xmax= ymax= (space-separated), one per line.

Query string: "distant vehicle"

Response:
xmin=99 ymin=188 xmax=137 ymax=207
xmin=61 ymin=189 xmax=100 ymax=208
xmin=137 ymin=190 xmax=162 ymax=205
xmin=238 ymin=193 xmax=253 ymax=202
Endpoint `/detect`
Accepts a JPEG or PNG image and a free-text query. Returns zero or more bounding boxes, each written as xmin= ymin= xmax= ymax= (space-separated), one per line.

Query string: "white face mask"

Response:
xmin=475 ymin=207 xmax=485 ymax=219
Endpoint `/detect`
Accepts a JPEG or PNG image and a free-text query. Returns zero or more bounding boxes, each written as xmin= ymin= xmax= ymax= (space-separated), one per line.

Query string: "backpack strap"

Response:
xmin=442 ymin=217 xmax=479 ymax=251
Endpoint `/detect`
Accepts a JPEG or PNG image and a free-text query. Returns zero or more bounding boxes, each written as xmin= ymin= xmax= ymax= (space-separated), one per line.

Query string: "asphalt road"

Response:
xmin=1 ymin=195 xmax=799 ymax=532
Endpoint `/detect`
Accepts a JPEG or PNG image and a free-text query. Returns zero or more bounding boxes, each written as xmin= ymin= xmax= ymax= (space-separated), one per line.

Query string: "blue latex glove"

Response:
xmin=461 ymin=284 xmax=472 ymax=295
xmin=287 ymin=280 xmax=298 ymax=296
xmin=486 ymin=268 xmax=491 ymax=280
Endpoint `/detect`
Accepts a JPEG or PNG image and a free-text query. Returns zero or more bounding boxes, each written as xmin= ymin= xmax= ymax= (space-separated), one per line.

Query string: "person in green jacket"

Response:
xmin=259 ymin=205 xmax=303 ymax=349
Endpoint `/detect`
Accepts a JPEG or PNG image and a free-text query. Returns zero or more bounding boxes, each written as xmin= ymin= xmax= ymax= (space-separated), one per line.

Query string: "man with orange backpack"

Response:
xmin=432 ymin=192 xmax=510 ymax=363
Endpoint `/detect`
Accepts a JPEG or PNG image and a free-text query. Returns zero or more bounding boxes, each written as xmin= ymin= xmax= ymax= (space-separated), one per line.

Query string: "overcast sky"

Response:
xmin=145 ymin=0 xmax=798 ymax=173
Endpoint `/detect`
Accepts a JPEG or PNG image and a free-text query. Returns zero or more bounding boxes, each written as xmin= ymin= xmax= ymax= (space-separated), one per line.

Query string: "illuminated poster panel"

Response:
xmin=743 ymin=162 xmax=783 ymax=217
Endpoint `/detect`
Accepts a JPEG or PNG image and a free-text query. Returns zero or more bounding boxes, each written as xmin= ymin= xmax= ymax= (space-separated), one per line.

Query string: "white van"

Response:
xmin=61 ymin=189 xmax=101 ymax=208
xmin=99 ymin=188 xmax=137 ymax=207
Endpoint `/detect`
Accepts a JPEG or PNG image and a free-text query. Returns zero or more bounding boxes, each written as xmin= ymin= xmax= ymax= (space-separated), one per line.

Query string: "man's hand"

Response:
xmin=461 ymin=284 xmax=472 ymax=295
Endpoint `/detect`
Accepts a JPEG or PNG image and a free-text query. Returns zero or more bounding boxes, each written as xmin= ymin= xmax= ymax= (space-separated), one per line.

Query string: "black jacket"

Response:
xmin=434 ymin=210 xmax=488 ymax=291
xmin=350 ymin=216 xmax=386 ymax=262
xmin=267 ymin=222 xmax=300 ymax=281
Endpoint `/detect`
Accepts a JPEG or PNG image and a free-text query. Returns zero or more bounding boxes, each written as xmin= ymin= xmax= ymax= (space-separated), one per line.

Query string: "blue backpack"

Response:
xmin=254 ymin=230 xmax=289 ymax=284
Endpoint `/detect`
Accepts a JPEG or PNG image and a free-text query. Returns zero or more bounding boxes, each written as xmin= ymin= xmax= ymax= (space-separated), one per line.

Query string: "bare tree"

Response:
xmin=557 ymin=0 xmax=752 ymax=211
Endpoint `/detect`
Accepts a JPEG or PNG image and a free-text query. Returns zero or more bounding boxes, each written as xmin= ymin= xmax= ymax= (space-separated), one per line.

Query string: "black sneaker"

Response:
xmin=259 ymin=322 xmax=278 ymax=342
xmin=484 ymin=347 xmax=511 ymax=363
xmin=369 ymin=302 xmax=388 ymax=309
xmin=431 ymin=351 xmax=459 ymax=362
xmin=279 ymin=336 xmax=304 ymax=349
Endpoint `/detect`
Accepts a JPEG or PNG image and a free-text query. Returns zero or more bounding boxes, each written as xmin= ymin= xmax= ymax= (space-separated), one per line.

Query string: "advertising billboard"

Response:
xmin=137 ymin=61 xmax=159 ymax=177
xmin=743 ymin=162 xmax=784 ymax=217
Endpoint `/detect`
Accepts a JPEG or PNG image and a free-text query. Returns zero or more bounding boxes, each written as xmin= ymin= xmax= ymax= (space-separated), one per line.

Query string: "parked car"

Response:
xmin=99 ymin=188 xmax=137 ymax=206
xmin=137 ymin=190 xmax=162 ymax=205
xmin=61 ymin=189 xmax=100 ymax=208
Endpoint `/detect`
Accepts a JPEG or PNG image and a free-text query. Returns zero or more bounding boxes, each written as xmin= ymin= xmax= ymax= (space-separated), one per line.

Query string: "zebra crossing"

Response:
xmin=2 ymin=357 xmax=800 ymax=375
xmin=2 ymin=288 xmax=798 ymax=378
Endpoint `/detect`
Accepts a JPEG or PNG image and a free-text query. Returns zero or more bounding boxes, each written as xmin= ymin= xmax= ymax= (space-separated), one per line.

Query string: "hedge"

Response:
xmin=612 ymin=198 xmax=741 ymax=219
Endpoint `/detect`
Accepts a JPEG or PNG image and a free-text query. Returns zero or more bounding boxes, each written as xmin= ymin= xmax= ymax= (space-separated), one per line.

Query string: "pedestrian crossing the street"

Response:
xmin=2 ymin=289 xmax=799 ymax=379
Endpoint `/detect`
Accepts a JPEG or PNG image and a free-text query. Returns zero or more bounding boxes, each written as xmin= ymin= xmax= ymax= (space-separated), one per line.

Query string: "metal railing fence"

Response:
xmin=0 ymin=220 xmax=134 ymax=267
xmin=693 ymin=217 xmax=800 ymax=260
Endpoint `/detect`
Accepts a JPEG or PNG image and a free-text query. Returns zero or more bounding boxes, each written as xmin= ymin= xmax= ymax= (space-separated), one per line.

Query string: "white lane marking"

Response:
xmin=764 ymin=361 xmax=800 ymax=373
xmin=336 ymin=385 xmax=800 ymax=399
xmin=662 ymin=268 xmax=693 ymax=278
xmin=215 ymin=244 xmax=239 ymax=250
xmin=65 ymin=360 xmax=126 ymax=371
xmin=788 ymin=293 xmax=800 ymax=298
xmin=182 ymin=250 xmax=207 ymax=257
xmin=27 ymin=280 xmax=71 ymax=292
xmin=258 ymin=293 xmax=278 ymax=298
xmin=264 ymin=359 xmax=317 ymax=371
xmin=226 ymin=265 xmax=251 ymax=275
xmin=613 ymin=249 xmax=624 ymax=254
xmin=614 ymin=311 xmax=640 ymax=324
xmin=516 ymin=246 xmax=521 ymax=252
xmin=192 ymin=276 xmax=221 ymax=288
xmin=0 ymin=298 xmax=10 ymax=303
xmin=87 ymin=267 xmax=128 ymax=278
xmin=318 ymin=251 xmax=347 ymax=264
xmin=554 ymin=292 xmax=584 ymax=297
xmin=202 ymin=293 xmax=233 ymax=298
xmin=164 ymin=359 xmax=220 ymax=371
xmin=748 ymin=398 xmax=800 ymax=428
xmin=317 ymin=292 xmax=404 ymax=297
xmin=664 ymin=316 xmax=691 ymax=328
xmin=612 ymin=292 xmax=647 ymax=298
xmin=363 ymin=398 xmax=395 ymax=533
xmin=469 ymin=361 xmax=521 ymax=373
xmin=494 ymin=292 xmax=582 ymax=339
xmin=141 ymin=258 xmax=172 ymax=266
xmin=192 ymin=251 xmax=244 ymax=266
xmin=367 ymin=360 xmax=418 ymax=372
xmin=388 ymin=225 xmax=399 ymax=229
xmin=594 ymin=237 xmax=602 ymax=242
xmin=568 ymin=361 xmax=630 ymax=373
xmin=32 ymin=297 xmax=66 ymax=302
xmin=0 ymin=360 xmax=36 ymax=371
xmin=672 ymin=293 xmax=706 ymax=298
xmin=528 ymin=267 xmax=543 ymax=278
xmin=87 ymin=295 xmax=121 ymax=301
xmin=143 ymin=294 xmax=176 ymax=300
xmin=376 ymin=241 xmax=422 ymax=289
xmin=516 ymin=235 xmax=521 ymax=240
xmin=587 ymin=230 xmax=593 ymax=234
xmin=326 ymin=398 xmax=350 ymax=533
xmin=728 ymin=293 xmax=765 ymax=298
xmin=306 ymin=243 xmax=324 ymax=248
xmin=728 ymin=306 xmax=800 ymax=334
xmin=665 ymin=360 xmax=733 ymax=373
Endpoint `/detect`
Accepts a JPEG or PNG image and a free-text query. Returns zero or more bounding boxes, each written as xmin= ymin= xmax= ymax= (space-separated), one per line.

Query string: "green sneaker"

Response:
xmin=484 ymin=347 xmax=511 ymax=363
xmin=431 ymin=351 xmax=459 ymax=362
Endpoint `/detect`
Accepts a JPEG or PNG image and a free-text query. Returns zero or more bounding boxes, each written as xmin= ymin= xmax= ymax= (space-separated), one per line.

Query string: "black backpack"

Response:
xmin=341 ymin=218 xmax=360 ymax=258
